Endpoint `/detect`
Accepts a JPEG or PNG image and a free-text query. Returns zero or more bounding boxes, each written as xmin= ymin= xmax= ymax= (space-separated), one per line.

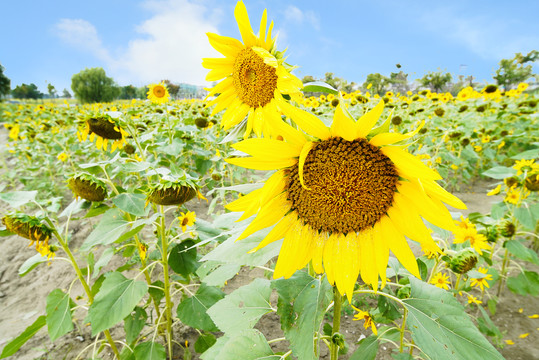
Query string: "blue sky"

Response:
xmin=1 ymin=0 xmax=538 ymax=94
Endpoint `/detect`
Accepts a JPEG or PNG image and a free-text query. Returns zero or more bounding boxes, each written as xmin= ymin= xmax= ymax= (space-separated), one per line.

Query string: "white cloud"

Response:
xmin=284 ymin=5 xmax=319 ymax=30
xmin=420 ymin=7 xmax=539 ymax=60
xmin=54 ymin=19 xmax=111 ymax=62
xmin=54 ymin=0 xmax=222 ymax=86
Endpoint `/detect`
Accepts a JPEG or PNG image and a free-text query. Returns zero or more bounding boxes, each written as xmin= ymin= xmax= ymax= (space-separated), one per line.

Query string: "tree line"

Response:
xmin=0 ymin=50 xmax=537 ymax=103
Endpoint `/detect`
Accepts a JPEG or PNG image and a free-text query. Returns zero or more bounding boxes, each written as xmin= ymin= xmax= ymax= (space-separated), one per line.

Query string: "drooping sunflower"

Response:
xmin=202 ymin=1 xmax=303 ymax=138
xmin=225 ymin=101 xmax=466 ymax=296
xmin=77 ymin=115 xmax=128 ymax=152
xmin=147 ymin=82 xmax=170 ymax=104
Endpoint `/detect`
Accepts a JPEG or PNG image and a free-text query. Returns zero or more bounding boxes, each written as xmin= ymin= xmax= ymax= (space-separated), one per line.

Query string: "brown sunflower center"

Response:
xmin=285 ymin=137 xmax=399 ymax=234
xmin=232 ymin=47 xmax=278 ymax=108
xmin=88 ymin=117 xmax=122 ymax=140
xmin=153 ymin=86 xmax=166 ymax=98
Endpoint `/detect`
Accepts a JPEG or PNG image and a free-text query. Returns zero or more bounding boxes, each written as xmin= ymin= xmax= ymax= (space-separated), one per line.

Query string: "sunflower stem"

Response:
xmin=497 ymin=248 xmax=510 ymax=298
xmin=50 ymin=226 xmax=121 ymax=359
xmin=454 ymin=274 xmax=462 ymax=291
xmin=330 ymin=288 xmax=342 ymax=360
xmin=399 ymin=308 xmax=408 ymax=353
xmin=159 ymin=205 xmax=174 ymax=359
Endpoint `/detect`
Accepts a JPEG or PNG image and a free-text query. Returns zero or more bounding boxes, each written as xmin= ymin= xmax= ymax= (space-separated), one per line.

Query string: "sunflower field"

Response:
xmin=1 ymin=2 xmax=539 ymax=360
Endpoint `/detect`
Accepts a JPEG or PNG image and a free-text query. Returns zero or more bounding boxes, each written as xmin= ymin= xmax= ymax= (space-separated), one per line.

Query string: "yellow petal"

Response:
xmin=234 ymin=1 xmax=257 ymax=47
xmin=369 ymin=121 xmax=424 ymax=147
xmin=359 ymin=229 xmax=378 ymax=290
xmin=202 ymin=57 xmax=236 ymax=70
xmin=357 ymin=100 xmax=384 ymax=138
xmin=323 ymin=234 xmax=339 ymax=286
xmin=258 ymin=8 xmax=267 ymax=43
xmin=274 ymin=221 xmax=315 ymax=278
xmin=311 ymin=231 xmax=326 ymax=274
xmin=379 ymin=216 xmax=420 ymax=278
xmin=206 ymin=33 xmax=243 ymax=58
xmin=232 ymin=138 xmax=300 ymax=160
xmin=330 ymin=102 xmax=357 ymax=141
xmin=251 ymin=47 xmax=278 ymax=68
xmin=372 ymin=222 xmax=389 ymax=289
xmin=281 ymin=101 xmax=331 ymax=140
xmin=249 ymin=214 xmax=294 ymax=252
xmin=298 ymin=141 xmax=314 ymax=190
xmin=206 ymin=77 xmax=234 ymax=98
xmin=415 ymin=179 xmax=467 ymax=209
xmin=236 ymin=193 xmax=290 ymax=241
xmin=382 ymin=146 xmax=442 ymax=181
xmin=226 ymin=156 xmax=297 ymax=170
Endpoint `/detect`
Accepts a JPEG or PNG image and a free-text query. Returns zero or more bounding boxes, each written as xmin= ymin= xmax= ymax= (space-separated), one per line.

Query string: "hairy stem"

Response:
xmin=330 ymin=288 xmax=342 ymax=360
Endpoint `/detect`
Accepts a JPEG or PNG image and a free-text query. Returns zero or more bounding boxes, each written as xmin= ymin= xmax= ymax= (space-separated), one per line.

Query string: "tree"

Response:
xmin=301 ymin=75 xmax=316 ymax=84
xmin=163 ymin=80 xmax=180 ymax=99
xmin=420 ymin=71 xmax=452 ymax=93
xmin=71 ymin=67 xmax=120 ymax=103
xmin=362 ymin=73 xmax=389 ymax=95
xmin=11 ymin=83 xmax=43 ymax=99
xmin=47 ymin=83 xmax=57 ymax=98
xmin=388 ymin=70 xmax=410 ymax=93
xmin=62 ymin=88 xmax=72 ymax=98
xmin=0 ymin=64 xmax=10 ymax=99
xmin=493 ymin=50 xmax=538 ymax=91
xmin=119 ymin=85 xmax=139 ymax=100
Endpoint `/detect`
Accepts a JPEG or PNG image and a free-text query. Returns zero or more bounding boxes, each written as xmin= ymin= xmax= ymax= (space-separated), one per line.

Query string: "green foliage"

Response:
xmin=169 ymin=239 xmax=199 ymax=277
xmin=124 ymin=307 xmax=147 ymax=344
xmin=0 ymin=316 xmax=46 ymax=359
xmin=46 ymin=289 xmax=75 ymax=341
xmin=0 ymin=63 xmax=10 ymax=99
xmin=11 ymin=83 xmax=42 ymax=99
xmin=349 ymin=335 xmax=378 ymax=360
xmin=200 ymin=329 xmax=274 ymax=360
xmin=195 ymin=333 xmax=217 ymax=354
xmin=133 ymin=341 xmax=166 ymax=360
xmin=419 ymin=71 xmax=453 ymax=92
xmin=71 ymin=67 xmax=120 ymax=103
xmin=494 ymin=50 xmax=538 ymax=90
xmin=272 ymin=272 xmax=333 ymax=360
xmin=88 ymin=272 xmax=148 ymax=335
xmin=403 ymin=278 xmax=504 ymax=360
xmin=362 ymin=73 xmax=389 ymax=95
xmin=177 ymin=283 xmax=225 ymax=331
xmin=207 ymin=278 xmax=273 ymax=334
xmin=507 ymin=271 xmax=539 ymax=296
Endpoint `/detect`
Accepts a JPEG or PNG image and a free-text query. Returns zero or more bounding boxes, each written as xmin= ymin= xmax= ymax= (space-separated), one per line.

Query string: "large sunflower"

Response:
xmin=202 ymin=1 xmax=303 ymax=138
xmin=225 ymin=101 xmax=466 ymax=296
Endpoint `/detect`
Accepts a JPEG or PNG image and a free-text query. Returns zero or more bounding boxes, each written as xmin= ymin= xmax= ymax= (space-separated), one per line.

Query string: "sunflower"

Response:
xmin=202 ymin=1 xmax=303 ymax=138
xmin=352 ymin=306 xmax=377 ymax=335
xmin=147 ymin=82 xmax=170 ymax=104
xmin=77 ymin=115 xmax=128 ymax=152
xmin=178 ymin=211 xmax=196 ymax=233
xmin=470 ymin=267 xmax=493 ymax=291
xmin=225 ymin=101 xmax=466 ymax=296
xmin=453 ymin=227 xmax=490 ymax=255
xmin=430 ymin=272 xmax=451 ymax=290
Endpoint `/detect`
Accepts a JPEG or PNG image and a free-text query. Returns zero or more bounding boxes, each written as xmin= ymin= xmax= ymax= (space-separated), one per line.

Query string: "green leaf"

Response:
xmin=169 ymin=240 xmax=199 ymax=277
xmin=196 ymin=157 xmax=213 ymax=175
xmin=177 ymin=283 xmax=225 ymax=331
xmin=93 ymin=247 xmax=115 ymax=278
xmin=0 ymin=190 xmax=37 ymax=208
xmin=134 ymin=341 xmax=166 ymax=360
xmin=84 ymin=203 xmax=111 ymax=218
xmin=302 ymin=81 xmax=339 ymax=94
xmin=505 ymin=240 xmax=539 ymax=265
xmin=159 ymin=139 xmax=185 ymax=156
xmin=88 ymin=272 xmax=148 ymax=335
xmin=195 ymin=333 xmax=217 ymax=354
xmin=417 ymin=258 xmax=428 ymax=281
xmin=125 ymin=307 xmax=147 ymax=344
xmin=18 ymin=253 xmax=47 ymax=277
xmin=121 ymin=161 xmax=151 ymax=173
xmin=481 ymin=166 xmax=516 ymax=179
xmin=197 ymin=261 xmax=241 ymax=287
xmin=477 ymin=306 xmax=502 ymax=339
xmin=208 ymin=278 xmax=273 ymax=334
xmin=80 ymin=208 xmax=129 ymax=251
xmin=46 ymin=289 xmax=75 ymax=341
xmin=507 ymin=271 xmax=539 ymax=296
xmin=403 ymin=278 xmax=504 ymax=360
xmin=201 ymin=229 xmax=282 ymax=267
xmin=200 ymin=329 xmax=273 ymax=360
xmin=510 ymin=148 xmax=539 ymax=160
xmin=0 ymin=315 xmax=46 ymax=359
xmin=149 ymin=280 xmax=165 ymax=304
xmin=112 ymin=193 xmax=148 ymax=217
xmin=120 ymin=347 xmax=135 ymax=360
xmin=490 ymin=202 xmax=507 ymax=220
xmin=514 ymin=205 xmax=537 ymax=230
xmin=271 ymin=272 xmax=333 ymax=360
xmin=59 ymin=198 xmax=89 ymax=218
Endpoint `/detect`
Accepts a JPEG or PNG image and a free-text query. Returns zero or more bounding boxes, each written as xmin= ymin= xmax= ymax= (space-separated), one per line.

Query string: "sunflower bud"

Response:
xmin=68 ymin=174 xmax=108 ymax=202
xmin=448 ymin=248 xmax=478 ymax=274
xmin=211 ymin=173 xmax=222 ymax=181
xmin=498 ymin=221 xmax=516 ymax=238
xmin=87 ymin=116 xmax=122 ymax=140
xmin=504 ymin=176 xmax=520 ymax=188
xmin=483 ymin=84 xmax=498 ymax=94
xmin=397 ymin=285 xmax=411 ymax=299
xmin=434 ymin=108 xmax=445 ymax=117
xmin=476 ymin=105 xmax=486 ymax=112
xmin=391 ymin=115 xmax=402 ymax=125
xmin=123 ymin=144 xmax=136 ymax=155
xmin=331 ymin=99 xmax=339 ymax=107
xmin=458 ymin=105 xmax=468 ymax=113
xmin=148 ymin=182 xmax=197 ymax=206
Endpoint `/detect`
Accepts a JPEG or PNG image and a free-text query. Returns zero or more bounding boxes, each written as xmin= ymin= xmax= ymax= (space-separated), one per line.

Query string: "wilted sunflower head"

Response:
xmin=68 ymin=173 xmax=108 ymax=202
xmin=498 ymin=220 xmax=516 ymax=238
xmin=434 ymin=108 xmax=445 ymax=117
xmin=2 ymin=213 xmax=52 ymax=243
xmin=391 ymin=115 xmax=402 ymax=125
xmin=448 ymin=248 xmax=478 ymax=274
xmin=330 ymin=98 xmax=339 ymax=107
xmin=147 ymin=82 xmax=170 ymax=104
xmin=525 ymin=173 xmax=539 ymax=191
xmin=458 ymin=105 xmax=468 ymax=113
xmin=195 ymin=117 xmax=210 ymax=129
xmin=77 ymin=114 xmax=128 ymax=152
xmin=483 ymin=84 xmax=498 ymax=94
xmin=476 ymin=105 xmax=486 ymax=112
xmin=504 ymin=176 xmax=520 ymax=188
xmin=147 ymin=180 xmax=198 ymax=206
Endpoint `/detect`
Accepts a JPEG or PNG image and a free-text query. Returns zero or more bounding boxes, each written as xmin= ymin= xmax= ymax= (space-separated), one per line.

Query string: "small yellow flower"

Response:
xmin=519 ymin=333 xmax=529 ymax=339
xmin=470 ymin=267 xmax=493 ymax=291
xmin=456 ymin=216 xmax=475 ymax=230
xmin=451 ymin=164 xmax=458 ymax=170
xmin=57 ymin=152 xmax=68 ymax=162
xmin=178 ymin=211 xmax=196 ymax=233
xmin=467 ymin=295 xmax=482 ymax=305
xmin=138 ymin=242 xmax=148 ymax=261
xmin=474 ymin=145 xmax=482 ymax=152
xmin=435 ymin=157 xmax=442 ymax=164
xmin=505 ymin=186 xmax=520 ymax=205
xmin=147 ymin=82 xmax=170 ymax=104
xmin=519 ymin=308 xmax=524 ymax=313
xmin=505 ymin=339 xmax=515 ymax=345
xmin=497 ymin=141 xmax=505 ymax=150
xmin=366 ymin=83 xmax=372 ymax=90
xmin=430 ymin=272 xmax=451 ymax=290
xmin=517 ymin=82 xmax=529 ymax=92
xmin=487 ymin=184 xmax=501 ymax=196
xmin=513 ymin=159 xmax=539 ymax=176
xmin=352 ymin=306 xmax=377 ymax=335
xmin=8 ymin=124 xmax=20 ymax=140
xmin=453 ymin=227 xmax=490 ymax=255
